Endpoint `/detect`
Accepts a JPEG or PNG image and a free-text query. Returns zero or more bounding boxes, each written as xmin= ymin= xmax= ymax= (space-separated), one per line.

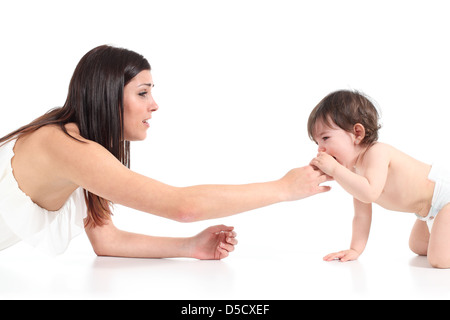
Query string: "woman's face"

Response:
xmin=123 ymin=70 xmax=159 ymax=141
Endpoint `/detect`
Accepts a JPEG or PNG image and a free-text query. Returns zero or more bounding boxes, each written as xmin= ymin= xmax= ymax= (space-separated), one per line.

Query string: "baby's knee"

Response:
xmin=428 ymin=254 xmax=450 ymax=269
xmin=409 ymin=239 xmax=428 ymax=256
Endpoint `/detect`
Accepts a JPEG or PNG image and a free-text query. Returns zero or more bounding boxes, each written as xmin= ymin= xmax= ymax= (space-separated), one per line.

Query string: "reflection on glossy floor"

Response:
xmin=1 ymin=233 xmax=449 ymax=300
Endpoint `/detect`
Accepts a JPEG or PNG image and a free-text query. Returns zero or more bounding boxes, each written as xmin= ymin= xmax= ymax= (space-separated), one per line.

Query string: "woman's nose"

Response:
xmin=149 ymin=96 xmax=159 ymax=112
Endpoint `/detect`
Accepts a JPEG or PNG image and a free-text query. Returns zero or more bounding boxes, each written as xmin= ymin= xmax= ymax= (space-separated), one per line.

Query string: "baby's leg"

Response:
xmin=409 ymin=220 xmax=430 ymax=256
xmin=428 ymin=204 xmax=450 ymax=268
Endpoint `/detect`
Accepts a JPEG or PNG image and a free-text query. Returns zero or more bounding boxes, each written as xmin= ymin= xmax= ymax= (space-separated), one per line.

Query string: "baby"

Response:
xmin=308 ymin=90 xmax=450 ymax=268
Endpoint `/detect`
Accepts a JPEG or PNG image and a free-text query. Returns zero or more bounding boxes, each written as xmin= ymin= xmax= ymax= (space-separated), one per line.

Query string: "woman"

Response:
xmin=0 ymin=45 xmax=330 ymax=259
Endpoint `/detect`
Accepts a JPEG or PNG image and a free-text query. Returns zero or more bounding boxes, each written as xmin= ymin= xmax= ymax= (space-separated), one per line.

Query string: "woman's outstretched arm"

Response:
xmin=48 ymin=127 xmax=330 ymax=222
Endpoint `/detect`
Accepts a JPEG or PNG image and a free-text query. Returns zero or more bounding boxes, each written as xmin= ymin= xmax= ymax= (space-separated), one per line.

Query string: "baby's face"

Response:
xmin=312 ymin=119 xmax=361 ymax=169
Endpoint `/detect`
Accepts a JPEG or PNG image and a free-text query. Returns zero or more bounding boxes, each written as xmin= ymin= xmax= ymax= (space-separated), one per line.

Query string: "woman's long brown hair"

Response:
xmin=0 ymin=45 xmax=151 ymax=228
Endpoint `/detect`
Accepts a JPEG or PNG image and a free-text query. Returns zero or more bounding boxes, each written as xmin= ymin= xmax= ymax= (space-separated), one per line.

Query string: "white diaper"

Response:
xmin=416 ymin=163 xmax=450 ymax=231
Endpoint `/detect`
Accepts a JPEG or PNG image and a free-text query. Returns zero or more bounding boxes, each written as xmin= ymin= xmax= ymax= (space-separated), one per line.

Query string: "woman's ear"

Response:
xmin=353 ymin=123 xmax=366 ymax=144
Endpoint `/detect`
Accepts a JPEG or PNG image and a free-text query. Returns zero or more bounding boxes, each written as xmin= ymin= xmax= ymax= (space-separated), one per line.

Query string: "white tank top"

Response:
xmin=0 ymin=139 xmax=87 ymax=255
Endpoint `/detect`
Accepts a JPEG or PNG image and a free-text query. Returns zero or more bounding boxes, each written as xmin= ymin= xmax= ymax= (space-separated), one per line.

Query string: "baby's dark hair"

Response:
xmin=307 ymin=90 xmax=381 ymax=146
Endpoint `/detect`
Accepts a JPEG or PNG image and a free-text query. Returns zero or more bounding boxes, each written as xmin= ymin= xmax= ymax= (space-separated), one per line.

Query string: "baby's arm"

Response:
xmin=311 ymin=145 xmax=386 ymax=262
xmin=324 ymin=198 xmax=372 ymax=262
xmin=311 ymin=143 xmax=390 ymax=203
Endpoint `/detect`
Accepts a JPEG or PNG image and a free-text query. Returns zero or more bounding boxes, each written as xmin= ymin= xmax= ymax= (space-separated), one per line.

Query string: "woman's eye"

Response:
xmin=139 ymin=92 xmax=148 ymax=97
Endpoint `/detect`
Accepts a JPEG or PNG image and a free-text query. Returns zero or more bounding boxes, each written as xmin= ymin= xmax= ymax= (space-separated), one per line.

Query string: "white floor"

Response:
xmin=2 ymin=204 xmax=450 ymax=300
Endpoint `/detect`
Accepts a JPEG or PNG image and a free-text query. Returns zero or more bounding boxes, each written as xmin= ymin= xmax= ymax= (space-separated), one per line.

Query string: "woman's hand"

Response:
xmin=280 ymin=165 xmax=332 ymax=201
xmin=188 ymin=225 xmax=238 ymax=260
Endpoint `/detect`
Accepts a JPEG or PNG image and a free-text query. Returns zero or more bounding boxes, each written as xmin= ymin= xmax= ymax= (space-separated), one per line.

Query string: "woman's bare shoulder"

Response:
xmin=32 ymin=124 xmax=105 ymax=156
xmin=31 ymin=123 xmax=88 ymax=145
xmin=21 ymin=123 xmax=84 ymax=146
xmin=15 ymin=124 xmax=85 ymax=161
xmin=27 ymin=124 xmax=123 ymax=184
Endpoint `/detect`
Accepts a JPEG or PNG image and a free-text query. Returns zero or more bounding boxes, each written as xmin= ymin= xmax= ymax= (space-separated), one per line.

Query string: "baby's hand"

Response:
xmin=323 ymin=249 xmax=360 ymax=262
xmin=310 ymin=152 xmax=338 ymax=177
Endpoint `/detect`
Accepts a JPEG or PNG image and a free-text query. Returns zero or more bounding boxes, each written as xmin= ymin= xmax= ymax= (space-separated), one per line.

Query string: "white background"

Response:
xmin=1 ymin=0 xmax=450 ymax=300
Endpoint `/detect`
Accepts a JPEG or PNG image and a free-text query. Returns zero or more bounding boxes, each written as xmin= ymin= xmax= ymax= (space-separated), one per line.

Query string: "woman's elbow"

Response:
xmin=172 ymin=206 xmax=202 ymax=223
xmin=171 ymin=198 xmax=205 ymax=223
xmin=91 ymin=244 xmax=108 ymax=257
xmin=86 ymin=235 xmax=111 ymax=256
xmin=88 ymin=234 xmax=116 ymax=256
xmin=85 ymin=219 xmax=118 ymax=256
